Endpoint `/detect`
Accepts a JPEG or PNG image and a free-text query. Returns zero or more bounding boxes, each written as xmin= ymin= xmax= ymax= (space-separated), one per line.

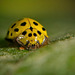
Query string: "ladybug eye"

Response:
xmin=21 ymin=22 xmax=26 ymax=26
xmin=22 ymin=31 xmax=27 ymax=35
xmin=14 ymin=28 xmax=19 ymax=32
xmin=42 ymin=27 xmax=46 ymax=31
xmin=33 ymin=22 xmax=38 ymax=26
xmin=28 ymin=33 xmax=32 ymax=37
xmin=37 ymin=31 xmax=41 ymax=35
xmin=32 ymin=44 xmax=35 ymax=47
xmin=11 ymin=23 xmax=16 ymax=28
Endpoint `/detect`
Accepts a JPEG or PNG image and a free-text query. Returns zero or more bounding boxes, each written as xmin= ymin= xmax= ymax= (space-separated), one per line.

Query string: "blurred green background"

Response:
xmin=0 ymin=0 xmax=75 ymax=75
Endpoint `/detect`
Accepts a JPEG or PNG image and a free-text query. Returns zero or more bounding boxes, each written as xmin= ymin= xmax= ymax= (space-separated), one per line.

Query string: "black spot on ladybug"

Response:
xmin=22 ymin=31 xmax=27 ymax=35
xmin=7 ymin=31 xmax=9 ymax=35
xmin=37 ymin=31 xmax=41 ymax=35
xmin=14 ymin=28 xmax=19 ymax=32
xmin=11 ymin=23 xmax=16 ymax=28
xmin=33 ymin=33 xmax=37 ymax=37
xmin=42 ymin=27 xmax=46 ymax=31
xmin=30 ymin=27 xmax=33 ymax=31
xmin=21 ymin=22 xmax=26 ymax=26
xmin=28 ymin=33 xmax=32 ymax=37
xmin=11 ymin=33 xmax=12 ymax=36
xmin=33 ymin=22 xmax=38 ymax=26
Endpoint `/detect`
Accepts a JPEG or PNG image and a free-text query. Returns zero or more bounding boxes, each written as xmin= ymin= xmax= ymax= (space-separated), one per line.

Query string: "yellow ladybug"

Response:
xmin=5 ymin=18 xmax=49 ymax=50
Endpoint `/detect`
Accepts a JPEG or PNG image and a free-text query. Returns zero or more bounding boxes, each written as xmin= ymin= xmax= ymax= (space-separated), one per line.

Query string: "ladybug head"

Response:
xmin=25 ymin=40 xmax=40 ymax=50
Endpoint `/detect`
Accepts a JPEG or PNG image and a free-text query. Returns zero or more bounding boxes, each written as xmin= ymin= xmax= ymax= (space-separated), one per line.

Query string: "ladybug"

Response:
xmin=5 ymin=18 xmax=49 ymax=50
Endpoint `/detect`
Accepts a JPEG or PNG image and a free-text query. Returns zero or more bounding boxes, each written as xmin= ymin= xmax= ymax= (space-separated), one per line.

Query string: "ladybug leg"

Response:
xmin=16 ymin=38 xmax=26 ymax=50
xmin=36 ymin=41 xmax=41 ymax=48
xmin=16 ymin=38 xmax=25 ymax=46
